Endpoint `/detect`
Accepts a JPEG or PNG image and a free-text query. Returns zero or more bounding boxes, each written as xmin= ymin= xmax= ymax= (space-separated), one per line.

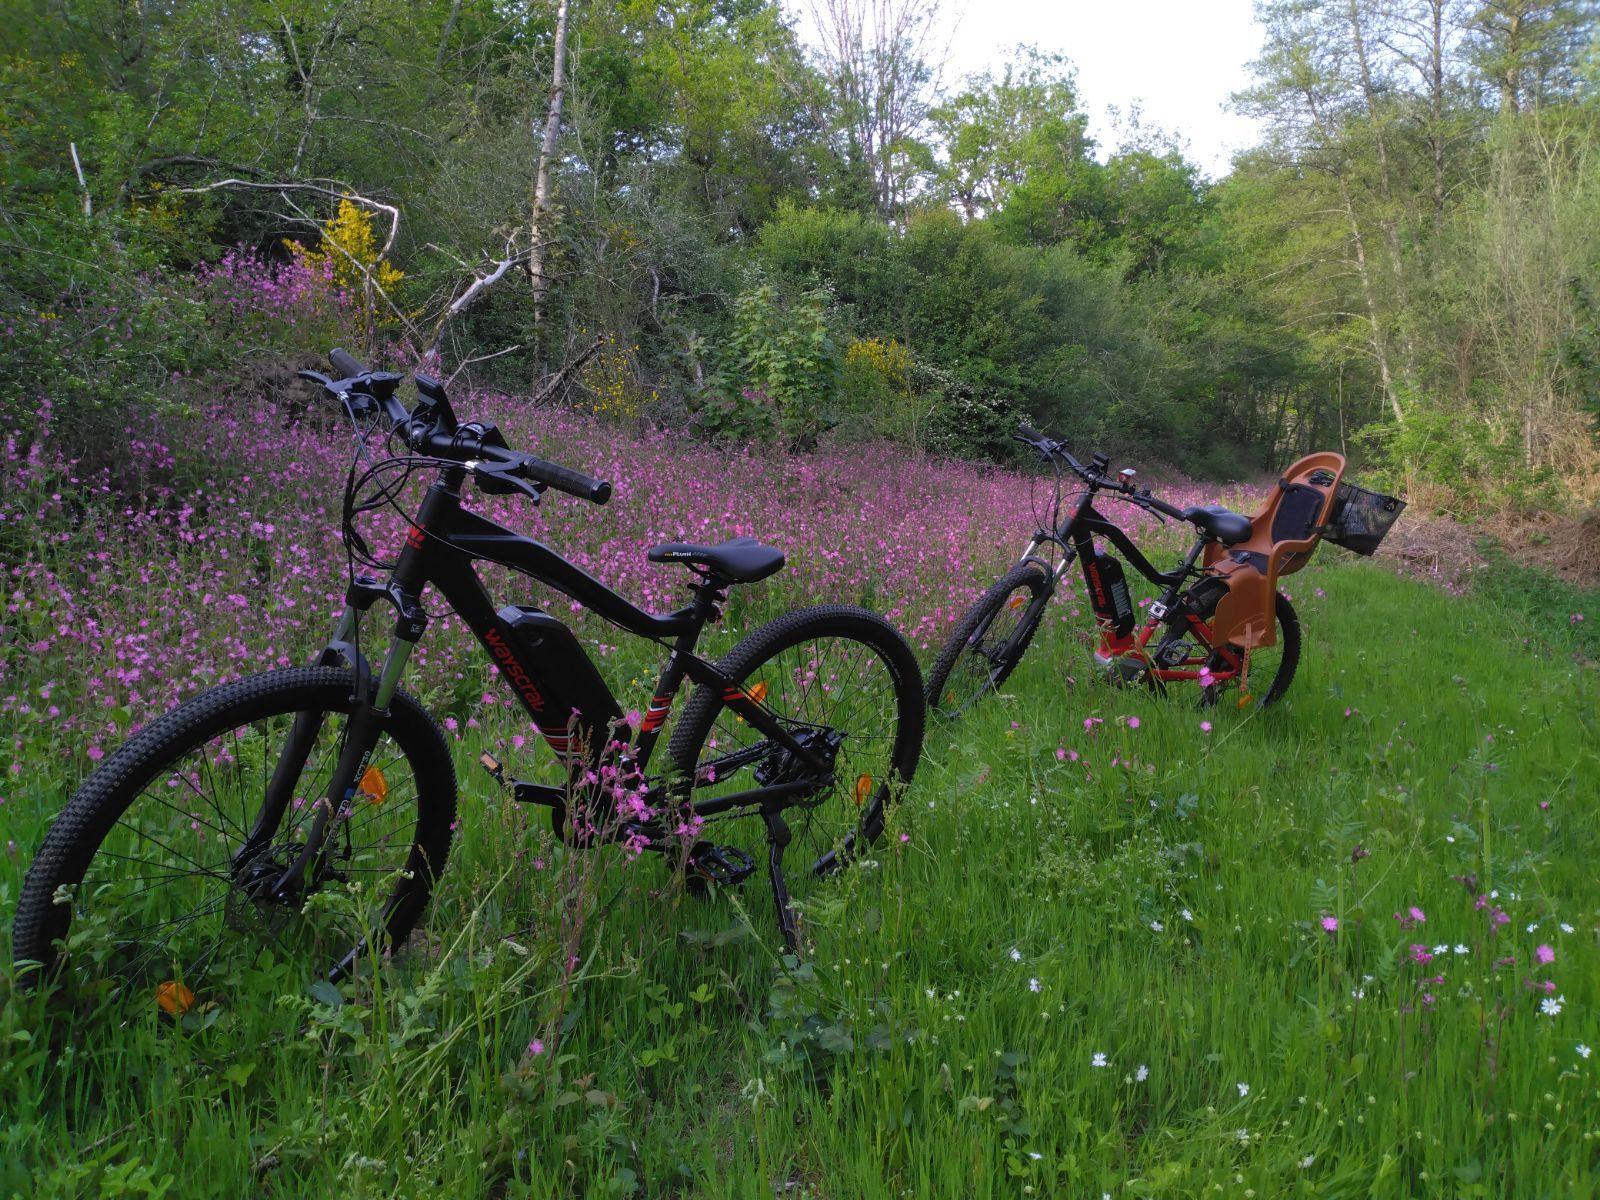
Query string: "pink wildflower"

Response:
xmin=1321 ymin=915 xmax=1339 ymax=933
xmin=1536 ymin=944 xmax=1555 ymax=965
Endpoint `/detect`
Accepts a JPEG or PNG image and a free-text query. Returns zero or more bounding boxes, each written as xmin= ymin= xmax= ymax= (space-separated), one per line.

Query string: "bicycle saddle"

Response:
xmin=1182 ymin=505 xmax=1253 ymax=546
xmin=647 ymin=536 xmax=786 ymax=583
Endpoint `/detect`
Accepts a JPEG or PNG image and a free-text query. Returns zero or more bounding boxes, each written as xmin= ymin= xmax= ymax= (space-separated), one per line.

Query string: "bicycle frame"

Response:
xmin=1010 ymin=482 xmax=1247 ymax=686
xmin=246 ymin=465 xmax=833 ymax=894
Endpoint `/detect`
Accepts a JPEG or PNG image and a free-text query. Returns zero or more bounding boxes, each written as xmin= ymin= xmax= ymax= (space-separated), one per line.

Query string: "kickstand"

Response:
xmin=762 ymin=808 xmax=800 ymax=954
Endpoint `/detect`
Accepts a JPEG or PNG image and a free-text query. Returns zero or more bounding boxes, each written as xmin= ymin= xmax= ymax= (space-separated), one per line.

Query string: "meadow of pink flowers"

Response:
xmin=0 ymin=255 xmax=1259 ymax=753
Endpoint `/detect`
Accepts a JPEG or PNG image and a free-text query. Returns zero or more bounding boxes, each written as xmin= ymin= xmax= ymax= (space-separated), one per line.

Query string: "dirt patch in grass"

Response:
xmin=1488 ymin=507 xmax=1600 ymax=589
xmin=1359 ymin=503 xmax=1600 ymax=595
xmin=1371 ymin=512 xmax=1493 ymax=593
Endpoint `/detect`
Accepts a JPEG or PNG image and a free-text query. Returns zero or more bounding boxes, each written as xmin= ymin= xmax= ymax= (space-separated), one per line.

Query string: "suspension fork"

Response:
xmin=1019 ymin=533 xmax=1074 ymax=587
xmin=267 ymin=629 xmax=420 ymax=898
xmin=233 ymin=604 xmax=361 ymax=872
xmin=235 ymin=587 xmax=426 ymax=898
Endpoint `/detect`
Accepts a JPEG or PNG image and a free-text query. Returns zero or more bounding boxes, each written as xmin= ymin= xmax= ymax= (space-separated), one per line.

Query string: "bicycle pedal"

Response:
xmin=479 ymin=752 xmax=508 ymax=790
xmin=684 ymin=842 xmax=756 ymax=893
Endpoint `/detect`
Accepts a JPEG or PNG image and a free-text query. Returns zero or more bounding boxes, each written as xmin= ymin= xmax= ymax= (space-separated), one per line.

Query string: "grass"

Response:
xmin=3 ymin=550 xmax=1597 ymax=1198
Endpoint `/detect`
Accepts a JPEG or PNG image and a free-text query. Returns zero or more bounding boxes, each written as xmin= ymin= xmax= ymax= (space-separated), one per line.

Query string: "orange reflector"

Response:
xmin=1237 ymin=693 xmax=1255 ymax=709
xmin=854 ymin=774 xmax=873 ymax=806
xmin=359 ymin=765 xmax=388 ymax=805
xmin=1008 ymin=595 xmax=1027 ymax=609
xmin=746 ymin=681 xmax=768 ymax=705
xmin=156 ymin=981 xmax=195 ymax=1016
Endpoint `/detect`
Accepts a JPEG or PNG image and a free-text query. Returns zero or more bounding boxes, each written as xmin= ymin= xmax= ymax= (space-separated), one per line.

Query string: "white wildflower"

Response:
xmin=1136 ymin=1064 xmax=1149 ymax=1082
xmin=1541 ymin=995 xmax=1566 ymax=1017
xmin=1578 ymin=1044 xmax=1592 ymax=1059
xmin=1092 ymin=1051 xmax=1109 ymax=1068
xmin=1237 ymin=1082 xmax=1250 ymax=1098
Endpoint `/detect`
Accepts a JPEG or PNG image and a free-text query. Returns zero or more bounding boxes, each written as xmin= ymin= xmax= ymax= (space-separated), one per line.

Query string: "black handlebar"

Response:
xmin=329 ymin=347 xmax=367 ymax=379
xmin=1015 ymin=422 xmax=1190 ymax=523
xmin=308 ymin=348 xmax=612 ymax=505
xmin=1014 ymin=424 xmax=1095 ymax=483
xmin=520 ymin=454 xmax=612 ymax=504
xmin=1141 ymin=493 xmax=1186 ymax=521
xmin=463 ymin=440 xmax=612 ymax=505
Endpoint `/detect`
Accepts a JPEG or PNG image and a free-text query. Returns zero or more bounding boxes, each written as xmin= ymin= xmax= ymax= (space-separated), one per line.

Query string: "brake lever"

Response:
xmin=469 ymin=459 xmax=545 ymax=503
xmin=300 ymin=369 xmax=379 ymax=421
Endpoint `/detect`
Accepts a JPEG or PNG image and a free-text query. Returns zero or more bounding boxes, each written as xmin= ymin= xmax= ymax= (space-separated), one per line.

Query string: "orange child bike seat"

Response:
xmin=1202 ymin=452 xmax=1345 ymax=649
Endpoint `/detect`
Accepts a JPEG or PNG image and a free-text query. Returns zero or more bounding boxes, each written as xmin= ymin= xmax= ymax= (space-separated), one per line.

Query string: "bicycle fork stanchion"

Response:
xmin=271 ymin=633 xmax=420 ymax=899
xmin=762 ymin=807 xmax=800 ymax=954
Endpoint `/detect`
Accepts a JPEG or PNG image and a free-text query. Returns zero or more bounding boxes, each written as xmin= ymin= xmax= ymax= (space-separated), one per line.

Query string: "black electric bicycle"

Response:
xmin=924 ymin=426 xmax=1300 ymax=717
xmin=13 ymin=350 xmax=923 ymax=1003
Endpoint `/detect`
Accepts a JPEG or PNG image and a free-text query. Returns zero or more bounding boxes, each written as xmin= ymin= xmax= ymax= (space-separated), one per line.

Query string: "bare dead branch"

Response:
xmin=446 ymin=342 xmax=524 ymax=386
xmin=173 ymin=178 xmax=401 ymax=260
xmin=530 ymin=336 xmax=604 ymax=406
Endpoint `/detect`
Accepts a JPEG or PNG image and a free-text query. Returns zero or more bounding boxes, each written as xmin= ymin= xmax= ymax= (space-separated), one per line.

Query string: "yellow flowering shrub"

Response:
xmin=284 ymin=199 xmax=404 ymax=333
xmin=577 ymin=331 xmax=657 ymax=421
xmin=844 ymin=336 xmax=911 ymax=392
xmin=843 ymin=336 xmax=931 ymax=444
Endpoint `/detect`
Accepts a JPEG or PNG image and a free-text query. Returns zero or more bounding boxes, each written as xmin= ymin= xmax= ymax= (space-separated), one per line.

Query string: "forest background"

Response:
xmin=3 ymin=0 xmax=1599 ymax=519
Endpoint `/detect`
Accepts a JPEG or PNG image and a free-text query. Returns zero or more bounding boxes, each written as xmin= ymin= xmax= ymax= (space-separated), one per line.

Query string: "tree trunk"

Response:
xmin=1428 ymin=0 xmax=1447 ymax=235
xmin=1338 ymin=173 xmax=1406 ymax=426
xmin=529 ymin=0 xmax=572 ymax=376
xmin=1345 ymin=0 xmax=1418 ymax=379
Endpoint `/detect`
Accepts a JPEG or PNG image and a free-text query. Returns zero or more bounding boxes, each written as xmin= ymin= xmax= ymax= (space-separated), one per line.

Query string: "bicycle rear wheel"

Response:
xmin=667 ymin=606 xmax=924 ymax=903
xmin=1198 ymin=592 xmax=1301 ymax=709
xmin=11 ymin=667 xmax=456 ymax=1003
xmin=924 ymin=563 xmax=1052 ymax=717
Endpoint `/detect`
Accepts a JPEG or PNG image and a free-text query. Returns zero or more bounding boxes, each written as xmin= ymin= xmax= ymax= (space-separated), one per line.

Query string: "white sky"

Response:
xmin=788 ymin=0 xmax=1269 ymax=179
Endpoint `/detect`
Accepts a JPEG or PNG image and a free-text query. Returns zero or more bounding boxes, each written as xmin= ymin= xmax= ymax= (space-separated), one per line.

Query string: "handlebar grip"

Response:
xmin=329 ymin=348 xmax=368 ymax=378
xmin=1017 ymin=424 xmax=1045 ymax=443
xmin=523 ymin=455 xmax=612 ymax=505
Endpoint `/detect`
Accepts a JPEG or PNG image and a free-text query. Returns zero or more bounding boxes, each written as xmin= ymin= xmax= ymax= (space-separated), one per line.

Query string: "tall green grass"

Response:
xmin=3 ymin=559 xmax=1597 ymax=1198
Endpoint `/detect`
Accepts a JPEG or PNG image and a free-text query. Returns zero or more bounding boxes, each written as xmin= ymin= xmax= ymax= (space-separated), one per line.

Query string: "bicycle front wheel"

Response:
xmin=924 ymin=563 xmax=1051 ymax=717
xmin=11 ymin=667 xmax=457 ymax=1003
xmin=667 ymin=606 xmax=924 ymax=890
